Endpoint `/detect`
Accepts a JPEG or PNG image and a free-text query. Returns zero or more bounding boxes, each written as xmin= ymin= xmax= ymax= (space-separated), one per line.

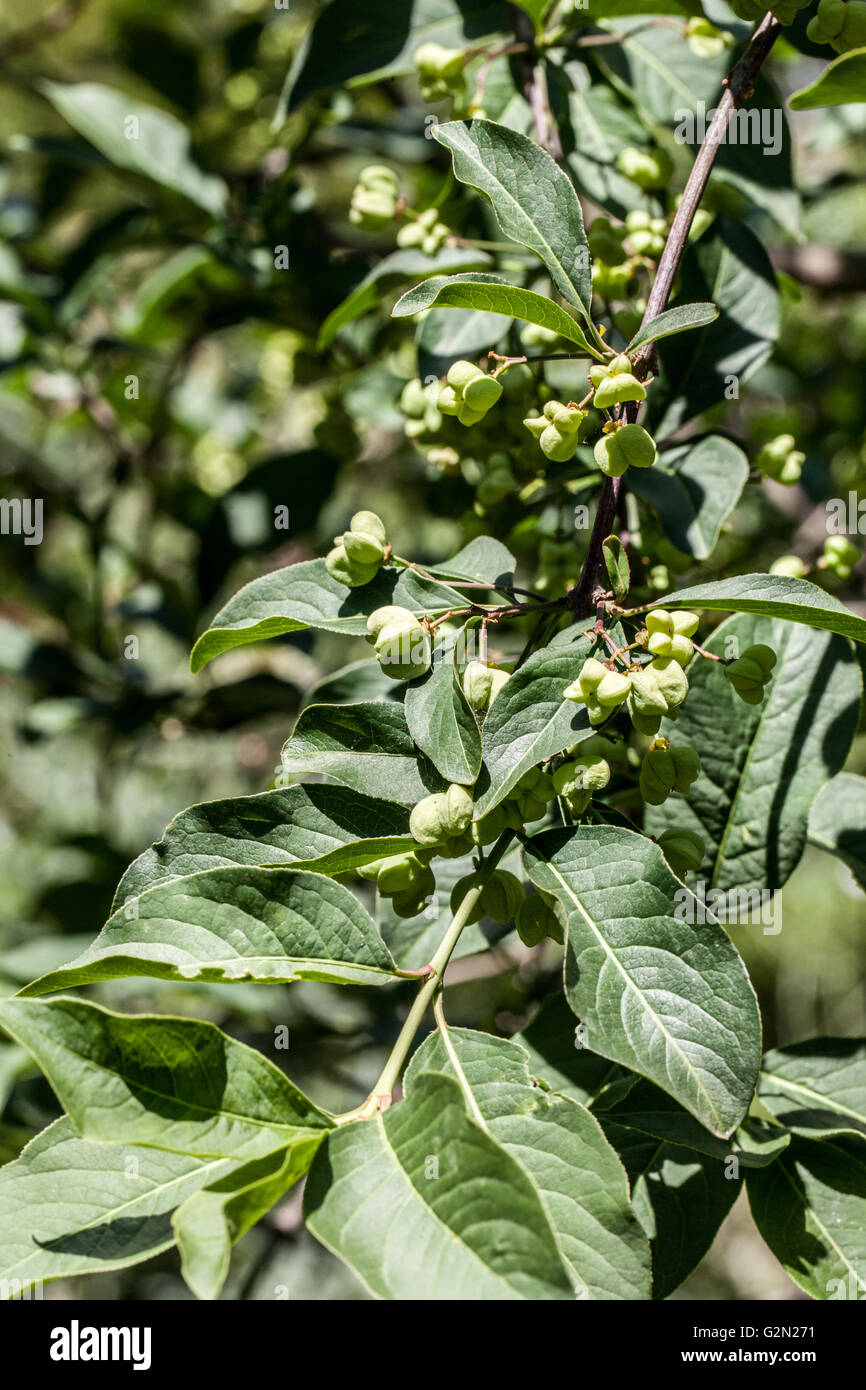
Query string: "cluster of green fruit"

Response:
xmin=589 ymin=214 xmax=666 ymax=302
xmin=616 ymin=146 xmax=674 ymax=191
xmin=413 ymin=42 xmax=466 ymax=101
xmin=396 ymin=208 xmax=451 ymax=256
xmin=325 ymin=511 xmax=389 ymax=587
xmin=807 ymin=0 xmax=866 ymax=50
xmin=684 ymin=17 xmax=732 ymax=57
xmin=361 ymin=771 xmax=567 ymax=940
xmin=755 ymin=434 xmax=805 ymax=486
xmin=822 ymin=535 xmax=862 ymax=581
xmin=349 ymin=166 xmax=399 ymax=232
xmin=399 ymin=362 xmax=564 ymax=506
xmin=772 ymin=538 xmax=862 ymax=584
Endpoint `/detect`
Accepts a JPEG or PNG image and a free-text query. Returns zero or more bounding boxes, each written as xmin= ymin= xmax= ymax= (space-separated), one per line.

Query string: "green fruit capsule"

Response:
xmin=593 ymin=371 xmax=646 ymax=410
xmin=376 ymin=852 xmax=428 ymax=896
xmin=645 ymin=608 xmax=699 ymax=665
xmin=658 ymin=828 xmax=705 ymax=877
xmin=616 ymin=146 xmax=673 ymax=189
xmin=350 ymin=510 xmax=387 ymax=548
xmin=462 ymin=374 xmax=503 ymax=413
xmin=670 ymin=745 xmax=700 ymax=793
xmin=390 ymin=872 xmax=436 ymax=918
xmin=366 ymin=605 xmax=416 ymax=642
xmin=471 ymin=802 xmax=510 ymax=846
xmin=374 ymin=617 xmax=431 ymax=680
xmin=451 ymin=869 xmax=524 ymax=925
xmin=594 ymin=424 xmax=657 ymax=477
xmin=343 ymin=530 xmax=384 ymax=565
xmin=413 ymin=41 xmax=465 ymax=80
xmin=725 ymin=643 xmax=777 ymax=703
xmin=639 ymin=742 xmax=699 ymax=805
xmin=552 ymin=755 xmax=611 ymax=814
xmin=462 ymin=660 xmax=510 ymax=712
xmin=325 ymin=544 xmax=380 ymax=588
xmin=515 ymin=892 xmax=562 ymax=947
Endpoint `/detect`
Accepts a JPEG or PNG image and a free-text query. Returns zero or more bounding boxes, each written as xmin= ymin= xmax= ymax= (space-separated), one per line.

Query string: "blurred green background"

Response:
xmin=0 ymin=0 xmax=864 ymax=1299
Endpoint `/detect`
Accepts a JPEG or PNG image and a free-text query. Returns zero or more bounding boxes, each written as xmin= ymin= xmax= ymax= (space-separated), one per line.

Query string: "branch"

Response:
xmin=510 ymin=4 xmax=563 ymax=160
xmin=569 ymin=12 xmax=782 ymax=619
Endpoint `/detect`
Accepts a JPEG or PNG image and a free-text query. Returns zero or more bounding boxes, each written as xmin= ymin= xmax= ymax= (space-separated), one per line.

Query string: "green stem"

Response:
xmin=336 ymin=830 xmax=514 ymax=1123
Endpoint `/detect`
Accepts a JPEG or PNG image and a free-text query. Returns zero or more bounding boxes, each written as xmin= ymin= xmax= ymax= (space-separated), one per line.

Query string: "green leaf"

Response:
xmin=747 ymin=1137 xmax=866 ymax=1300
xmin=317 ymin=246 xmax=491 ymax=350
xmin=41 ymin=82 xmax=227 ymax=217
xmin=809 ymin=773 xmax=866 ymax=891
xmin=281 ymin=0 xmax=508 ymax=113
xmin=432 ymin=119 xmax=594 ymax=322
xmin=602 ymin=1120 xmax=741 ymax=1300
xmin=602 ymin=534 xmax=630 ymax=601
xmin=392 ymin=272 xmax=600 ymax=355
xmin=173 ymin=1144 xmax=322 ymax=1300
xmin=627 ymin=435 xmax=749 ymax=560
xmin=475 ymin=628 xmax=597 ymax=816
xmin=519 ymin=996 xmax=640 ymax=1111
xmin=627 ymin=302 xmax=719 ymax=353
xmin=647 ymin=219 xmax=780 ymax=438
xmin=512 ymin=0 xmax=552 ymax=27
xmin=603 ymin=1077 xmax=790 ymax=1168
xmin=596 ymin=16 xmax=730 ymax=121
xmin=190 ymin=560 xmax=464 ymax=673
xmin=644 ymin=572 xmax=866 ymax=645
xmin=114 ymin=784 xmax=413 ymax=907
xmin=404 ymin=635 xmax=482 ymax=785
xmin=424 ymin=536 xmax=517 ymax=587
xmin=417 ymin=304 xmax=509 ymax=381
xmin=789 ymin=48 xmax=866 ymax=110
xmin=758 ymin=1039 xmax=866 ymax=1143
xmin=18 ymin=867 xmax=399 ymax=995
xmin=405 ymin=1028 xmax=652 ymax=1299
xmin=523 ymin=826 xmax=761 ymax=1137
xmin=522 ymin=1003 xmax=784 ymax=1167
xmin=644 ymin=614 xmax=861 ymax=894
xmin=0 ymin=1118 xmax=248 ymax=1294
xmin=281 ymin=701 xmax=445 ymax=804
xmin=564 ymin=83 xmax=662 ymax=222
xmin=304 ymin=1068 xmax=577 ymax=1299
xmin=0 ymin=998 xmax=332 ymax=1161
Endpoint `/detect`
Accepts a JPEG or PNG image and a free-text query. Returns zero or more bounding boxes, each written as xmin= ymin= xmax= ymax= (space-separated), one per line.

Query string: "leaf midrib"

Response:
xmin=543 ymin=858 xmax=724 ymax=1132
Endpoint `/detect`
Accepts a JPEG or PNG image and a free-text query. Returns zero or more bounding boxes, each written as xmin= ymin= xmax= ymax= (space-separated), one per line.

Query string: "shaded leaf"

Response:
xmin=42 ymin=82 xmax=227 ymax=217
xmin=18 ymin=867 xmax=399 ymax=995
xmin=523 ymin=825 xmax=761 ymax=1137
xmin=304 ymin=1069 xmax=576 ymax=1299
xmin=643 ymin=613 xmax=861 ymax=892
xmin=628 ymin=434 xmax=749 ymax=560
xmin=0 ymin=998 xmax=331 ymax=1161
xmin=281 ymin=701 xmax=445 ymax=804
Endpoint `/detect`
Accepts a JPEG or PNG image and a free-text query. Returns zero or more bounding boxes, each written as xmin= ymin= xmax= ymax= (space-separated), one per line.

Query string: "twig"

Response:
xmin=510 ymin=5 xmax=562 ymax=160
xmin=568 ymin=13 xmax=782 ymax=620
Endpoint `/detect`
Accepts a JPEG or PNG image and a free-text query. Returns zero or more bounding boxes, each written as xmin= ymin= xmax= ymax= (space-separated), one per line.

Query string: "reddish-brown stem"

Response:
xmin=510 ymin=4 xmax=562 ymax=160
xmin=568 ymin=13 xmax=782 ymax=620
